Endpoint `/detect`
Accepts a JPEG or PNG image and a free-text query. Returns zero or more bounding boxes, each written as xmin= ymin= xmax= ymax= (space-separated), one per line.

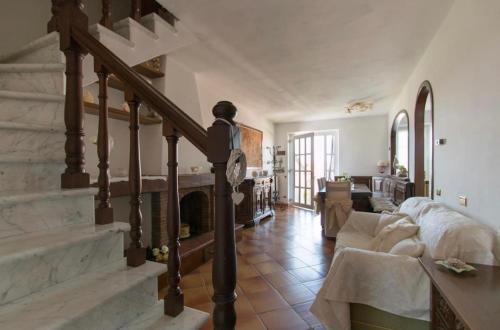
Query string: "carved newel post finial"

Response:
xmin=212 ymin=101 xmax=237 ymax=123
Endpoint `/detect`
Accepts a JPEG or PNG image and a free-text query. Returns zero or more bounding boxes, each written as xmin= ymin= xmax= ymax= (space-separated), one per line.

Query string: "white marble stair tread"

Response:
xmin=0 ymin=63 xmax=65 ymax=72
xmin=120 ymin=303 xmax=209 ymax=330
xmin=0 ymin=222 xmax=129 ymax=262
xmin=0 ymin=260 xmax=167 ymax=330
xmin=0 ymin=120 xmax=65 ymax=132
xmin=0 ymin=187 xmax=97 ymax=204
xmin=0 ymin=90 xmax=64 ymax=102
xmin=0 ymin=32 xmax=61 ymax=64
xmin=0 ymin=222 xmax=129 ymax=305
xmin=114 ymin=17 xmax=160 ymax=41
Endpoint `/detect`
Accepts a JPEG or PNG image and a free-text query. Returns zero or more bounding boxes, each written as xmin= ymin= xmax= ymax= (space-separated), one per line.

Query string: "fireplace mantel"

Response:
xmin=91 ymin=173 xmax=215 ymax=197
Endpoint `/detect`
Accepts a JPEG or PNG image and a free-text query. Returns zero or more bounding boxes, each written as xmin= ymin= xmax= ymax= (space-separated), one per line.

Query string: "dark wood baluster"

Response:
xmin=94 ymin=62 xmax=114 ymax=225
xmin=163 ymin=122 xmax=184 ymax=316
xmin=130 ymin=0 xmax=142 ymax=21
xmin=207 ymin=101 xmax=238 ymax=329
xmin=48 ymin=0 xmax=90 ymax=189
xmin=125 ymin=88 xmax=146 ymax=267
xmin=100 ymin=0 xmax=113 ymax=29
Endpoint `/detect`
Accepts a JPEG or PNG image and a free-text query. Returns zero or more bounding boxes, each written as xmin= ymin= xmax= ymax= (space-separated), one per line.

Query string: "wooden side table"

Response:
xmin=419 ymin=257 xmax=500 ymax=330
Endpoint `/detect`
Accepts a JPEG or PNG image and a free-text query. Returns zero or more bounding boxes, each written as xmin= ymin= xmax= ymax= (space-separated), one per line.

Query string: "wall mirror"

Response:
xmin=391 ymin=110 xmax=410 ymax=177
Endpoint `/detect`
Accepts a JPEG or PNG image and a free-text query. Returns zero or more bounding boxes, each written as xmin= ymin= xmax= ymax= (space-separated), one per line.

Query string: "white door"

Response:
xmin=291 ymin=133 xmax=314 ymax=209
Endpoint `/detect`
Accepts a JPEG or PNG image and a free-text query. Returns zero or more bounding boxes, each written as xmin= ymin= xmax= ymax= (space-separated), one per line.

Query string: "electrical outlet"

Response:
xmin=436 ymin=189 xmax=442 ymax=196
xmin=458 ymin=196 xmax=467 ymax=207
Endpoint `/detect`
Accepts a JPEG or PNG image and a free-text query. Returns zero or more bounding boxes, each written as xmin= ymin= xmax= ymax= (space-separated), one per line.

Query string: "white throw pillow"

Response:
xmin=373 ymin=212 xmax=408 ymax=236
xmin=371 ymin=217 xmax=420 ymax=253
xmin=389 ymin=236 xmax=425 ymax=257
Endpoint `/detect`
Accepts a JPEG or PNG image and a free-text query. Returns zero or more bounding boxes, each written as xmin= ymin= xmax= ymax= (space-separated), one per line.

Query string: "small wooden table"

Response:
xmin=419 ymin=257 xmax=500 ymax=330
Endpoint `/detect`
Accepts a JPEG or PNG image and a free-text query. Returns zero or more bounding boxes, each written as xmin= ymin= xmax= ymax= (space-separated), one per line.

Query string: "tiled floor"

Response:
xmin=184 ymin=206 xmax=334 ymax=329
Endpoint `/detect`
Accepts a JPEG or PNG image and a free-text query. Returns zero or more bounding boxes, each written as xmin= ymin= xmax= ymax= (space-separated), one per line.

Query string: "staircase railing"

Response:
xmin=48 ymin=1 xmax=237 ymax=328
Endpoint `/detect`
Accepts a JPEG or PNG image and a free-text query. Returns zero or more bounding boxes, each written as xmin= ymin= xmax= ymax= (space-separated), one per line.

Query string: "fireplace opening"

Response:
xmin=180 ymin=191 xmax=210 ymax=239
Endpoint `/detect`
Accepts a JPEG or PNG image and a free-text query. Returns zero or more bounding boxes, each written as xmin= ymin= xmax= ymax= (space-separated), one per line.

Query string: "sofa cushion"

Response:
xmin=389 ymin=236 xmax=425 ymax=258
xmin=336 ymin=229 xmax=374 ymax=252
xmin=374 ymin=212 xmax=408 ymax=236
xmin=418 ymin=204 xmax=498 ymax=265
xmin=370 ymin=197 xmax=398 ymax=213
xmin=371 ymin=217 xmax=419 ymax=253
xmin=398 ymin=197 xmax=438 ymax=223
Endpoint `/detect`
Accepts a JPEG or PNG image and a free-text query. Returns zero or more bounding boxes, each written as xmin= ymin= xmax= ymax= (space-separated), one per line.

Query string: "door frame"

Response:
xmin=290 ymin=132 xmax=315 ymax=209
xmin=414 ymin=80 xmax=434 ymax=198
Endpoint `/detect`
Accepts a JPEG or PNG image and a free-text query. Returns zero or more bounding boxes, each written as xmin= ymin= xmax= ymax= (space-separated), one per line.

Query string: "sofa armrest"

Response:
xmin=344 ymin=211 xmax=381 ymax=236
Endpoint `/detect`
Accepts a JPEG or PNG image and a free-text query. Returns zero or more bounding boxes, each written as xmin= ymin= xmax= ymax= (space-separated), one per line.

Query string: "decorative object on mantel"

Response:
xmin=251 ymin=170 xmax=258 ymax=178
xmin=91 ymin=135 xmax=114 ymax=153
xmin=83 ymin=89 xmax=95 ymax=103
xmin=436 ymin=258 xmax=476 ymax=274
xmin=121 ymin=102 xmax=130 ymax=113
xmin=190 ymin=166 xmax=202 ymax=174
xmin=345 ymin=100 xmax=373 ymax=114
xmin=377 ymin=160 xmax=389 ymax=174
xmin=397 ymin=165 xmax=408 ymax=178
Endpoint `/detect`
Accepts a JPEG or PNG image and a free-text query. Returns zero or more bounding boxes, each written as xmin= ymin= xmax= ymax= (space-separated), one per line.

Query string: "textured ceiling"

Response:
xmin=159 ymin=0 xmax=454 ymax=123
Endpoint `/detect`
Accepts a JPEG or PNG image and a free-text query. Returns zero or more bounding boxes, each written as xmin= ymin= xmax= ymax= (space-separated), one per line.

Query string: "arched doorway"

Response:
xmin=414 ymin=81 xmax=434 ymax=198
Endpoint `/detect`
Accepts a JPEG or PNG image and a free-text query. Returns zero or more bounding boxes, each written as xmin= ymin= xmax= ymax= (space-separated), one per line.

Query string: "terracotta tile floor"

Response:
xmin=185 ymin=206 xmax=334 ymax=329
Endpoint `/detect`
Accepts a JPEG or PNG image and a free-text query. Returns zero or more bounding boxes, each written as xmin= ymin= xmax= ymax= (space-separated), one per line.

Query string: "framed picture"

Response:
xmin=236 ymin=122 xmax=263 ymax=168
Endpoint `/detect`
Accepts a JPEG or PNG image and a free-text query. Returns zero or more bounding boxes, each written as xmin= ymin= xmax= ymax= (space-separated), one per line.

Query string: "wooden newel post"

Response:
xmin=94 ymin=61 xmax=113 ymax=225
xmin=125 ymin=88 xmax=146 ymax=267
xmin=207 ymin=101 xmax=238 ymax=329
xmin=163 ymin=122 xmax=184 ymax=316
xmin=48 ymin=0 xmax=90 ymax=189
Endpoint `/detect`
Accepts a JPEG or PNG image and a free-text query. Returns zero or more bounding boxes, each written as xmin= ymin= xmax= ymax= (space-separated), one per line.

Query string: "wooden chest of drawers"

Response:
xmin=419 ymin=257 xmax=500 ymax=330
xmin=235 ymin=176 xmax=274 ymax=227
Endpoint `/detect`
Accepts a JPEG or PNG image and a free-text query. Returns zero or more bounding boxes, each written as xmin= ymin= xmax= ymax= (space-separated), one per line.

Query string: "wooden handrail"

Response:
xmin=70 ymin=26 xmax=208 ymax=155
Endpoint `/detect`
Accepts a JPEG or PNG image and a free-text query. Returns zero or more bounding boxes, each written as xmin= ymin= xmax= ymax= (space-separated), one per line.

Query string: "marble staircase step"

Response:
xmin=0 ymin=32 xmax=63 ymax=64
xmin=0 ymin=188 xmax=97 ymax=239
xmin=0 ymin=155 xmax=64 ymax=193
xmin=0 ymin=222 xmax=129 ymax=306
xmin=0 ymin=260 xmax=167 ymax=330
xmin=0 ymin=63 xmax=65 ymax=94
xmin=0 ymin=90 xmax=64 ymax=127
xmin=120 ymin=303 xmax=209 ymax=330
xmin=0 ymin=121 xmax=65 ymax=159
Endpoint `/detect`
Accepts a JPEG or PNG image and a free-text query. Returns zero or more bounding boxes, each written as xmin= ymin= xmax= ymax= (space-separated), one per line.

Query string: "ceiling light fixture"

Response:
xmin=345 ymin=101 xmax=373 ymax=114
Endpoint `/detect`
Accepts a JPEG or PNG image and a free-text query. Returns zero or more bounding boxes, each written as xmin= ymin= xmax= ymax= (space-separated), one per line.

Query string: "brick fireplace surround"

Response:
xmin=152 ymin=174 xmax=214 ymax=247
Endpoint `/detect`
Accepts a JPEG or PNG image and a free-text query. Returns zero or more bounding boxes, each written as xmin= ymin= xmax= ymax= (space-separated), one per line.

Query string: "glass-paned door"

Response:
xmin=292 ymin=133 xmax=314 ymax=208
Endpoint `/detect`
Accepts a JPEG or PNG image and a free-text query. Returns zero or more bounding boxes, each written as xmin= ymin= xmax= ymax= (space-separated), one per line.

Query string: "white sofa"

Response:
xmin=311 ymin=197 xmax=499 ymax=330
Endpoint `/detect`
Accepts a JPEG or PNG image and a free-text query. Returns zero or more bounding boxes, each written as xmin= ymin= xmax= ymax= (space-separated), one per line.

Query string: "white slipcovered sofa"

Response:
xmin=311 ymin=197 xmax=499 ymax=330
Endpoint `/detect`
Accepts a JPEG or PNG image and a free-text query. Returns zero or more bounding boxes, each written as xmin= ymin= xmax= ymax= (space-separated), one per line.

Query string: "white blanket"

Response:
xmin=310 ymin=247 xmax=430 ymax=330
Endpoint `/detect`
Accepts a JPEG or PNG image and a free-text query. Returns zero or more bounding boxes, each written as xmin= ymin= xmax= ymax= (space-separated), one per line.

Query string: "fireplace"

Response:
xmin=151 ymin=174 xmax=215 ymax=248
xmin=180 ymin=191 xmax=211 ymax=238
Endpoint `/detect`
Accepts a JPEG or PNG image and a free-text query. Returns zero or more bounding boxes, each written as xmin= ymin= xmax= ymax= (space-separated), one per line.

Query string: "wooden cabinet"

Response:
xmin=419 ymin=257 xmax=500 ymax=330
xmin=235 ymin=176 xmax=274 ymax=227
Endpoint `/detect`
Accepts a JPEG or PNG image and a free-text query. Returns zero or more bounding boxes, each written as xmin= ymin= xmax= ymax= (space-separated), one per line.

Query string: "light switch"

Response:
xmin=458 ymin=196 xmax=467 ymax=207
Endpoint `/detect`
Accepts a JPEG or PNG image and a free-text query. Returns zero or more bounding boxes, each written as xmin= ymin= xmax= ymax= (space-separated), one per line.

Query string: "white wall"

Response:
xmin=388 ymin=0 xmax=500 ymax=228
xmin=275 ymin=115 xmax=388 ymax=203
xmin=196 ymin=74 xmax=275 ymax=175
